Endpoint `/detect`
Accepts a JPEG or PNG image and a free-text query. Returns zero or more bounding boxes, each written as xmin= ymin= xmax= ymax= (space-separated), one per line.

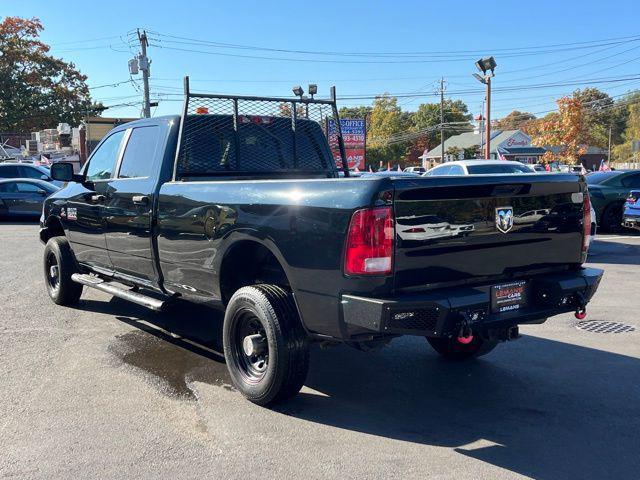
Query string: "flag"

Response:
xmin=580 ymin=164 xmax=588 ymax=175
xmin=368 ymin=165 xmax=373 ymax=173
xmin=599 ymin=159 xmax=611 ymax=172
xmin=497 ymin=147 xmax=507 ymax=161
xmin=353 ymin=165 xmax=359 ymax=173
xmin=397 ymin=164 xmax=402 ymax=172
xmin=387 ymin=162 xmax=391 ymax=171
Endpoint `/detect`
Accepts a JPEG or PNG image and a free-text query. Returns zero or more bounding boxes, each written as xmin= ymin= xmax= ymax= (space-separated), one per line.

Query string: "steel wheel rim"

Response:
xmin=45 ymin=251 xmax=60 ymax=292
xmin=231 ymin=309 xmax=269 ymax=384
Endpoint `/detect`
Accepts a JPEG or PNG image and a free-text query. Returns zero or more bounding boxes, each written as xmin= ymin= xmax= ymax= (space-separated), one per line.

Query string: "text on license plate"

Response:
xmin=491 ymin=280 xmax=528 ymax=313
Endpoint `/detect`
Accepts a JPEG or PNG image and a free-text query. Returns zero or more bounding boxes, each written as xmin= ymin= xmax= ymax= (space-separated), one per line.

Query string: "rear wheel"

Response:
xmin=427 ymin=335 xmax=499 ymax=360
xmin=223 ymin=284 xmax=309 ymax=406
xmin=43 ymin=237 xmax=83 ymax=306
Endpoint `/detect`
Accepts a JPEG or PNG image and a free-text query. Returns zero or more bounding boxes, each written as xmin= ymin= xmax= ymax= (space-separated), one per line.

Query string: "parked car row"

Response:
xmin=0 ymin=163 xmax=64 ymax=218
xmin=586 ymin=170 xmax=640 ymax=231
xmin=0 ymin=162 xmax=62 ymax=187
xmin=384 ymin=160 xmax=639 ymax=233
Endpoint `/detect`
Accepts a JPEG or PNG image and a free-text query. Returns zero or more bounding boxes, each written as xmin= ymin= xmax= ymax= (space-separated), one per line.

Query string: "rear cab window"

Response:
xmin=117 ymin=126 xmax=160 ymax=179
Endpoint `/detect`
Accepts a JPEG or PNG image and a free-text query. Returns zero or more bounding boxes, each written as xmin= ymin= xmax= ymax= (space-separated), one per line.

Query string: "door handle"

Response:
xmin=90 ymin=194 xmax=105 ymax=203
xmin=132 ymin=195 xmax=150 ymax=205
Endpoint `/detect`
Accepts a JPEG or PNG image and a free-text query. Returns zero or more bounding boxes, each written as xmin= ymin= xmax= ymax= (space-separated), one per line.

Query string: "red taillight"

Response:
xmin=344 ymin=206 xmax=394 ymax=275
xmin=583 ymin=192 xmax=592 ymax=254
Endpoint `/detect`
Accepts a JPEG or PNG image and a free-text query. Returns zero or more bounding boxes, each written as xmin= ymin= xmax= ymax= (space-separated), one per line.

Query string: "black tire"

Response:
xmin=600 ymin=203 xmax=623 ymax=233
xmin=427 ymin=335 xmax=499 ymax=360
xmin=43 ymin=237 xmax=83 ymax=306
xmin=223 ymin=284 xmax=309 ymax=406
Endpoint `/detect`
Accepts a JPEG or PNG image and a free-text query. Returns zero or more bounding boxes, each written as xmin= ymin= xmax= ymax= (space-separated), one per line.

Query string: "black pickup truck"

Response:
xmin=40 ymin=79 xmax=602 ymax=405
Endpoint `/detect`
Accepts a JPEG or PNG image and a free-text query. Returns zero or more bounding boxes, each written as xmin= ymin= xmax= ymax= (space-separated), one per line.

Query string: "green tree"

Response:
xmin=366 ymin=94 xmax=410 ymax=165
xmin=494 ymin=110 xmax=536 ymax=131
xmin=0 ymin=16 xmax=102 ymax=132
xmin=339 ymin=106 xmax=372 ymax=121
xmin=411 ymin=99 xmax=472 ymax=146
xmin=612 ymin=92 xmax=640 ymax=161
xmin=572 ymin=88 xmax=625 ymax=149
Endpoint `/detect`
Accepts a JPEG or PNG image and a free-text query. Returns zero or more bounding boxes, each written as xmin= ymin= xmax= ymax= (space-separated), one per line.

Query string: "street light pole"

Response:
xmin=472 ymin=56 xmax=497 ymax=160
xmin=485 ymin=75 xmax=491 ymax=159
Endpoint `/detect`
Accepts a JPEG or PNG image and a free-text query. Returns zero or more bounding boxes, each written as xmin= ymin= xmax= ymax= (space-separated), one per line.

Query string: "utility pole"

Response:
xmin=607 ymin=124 xmax=612 ymax=163
xmin=440 ymin=77 xmax=445 ymax=163
xmin=137 ymin=29 xmax=151 ymax=118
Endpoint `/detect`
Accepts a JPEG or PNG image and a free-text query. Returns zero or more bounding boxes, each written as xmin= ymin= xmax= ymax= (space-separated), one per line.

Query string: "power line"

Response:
xmin=151 ymin=31 xmax=640 ymax=58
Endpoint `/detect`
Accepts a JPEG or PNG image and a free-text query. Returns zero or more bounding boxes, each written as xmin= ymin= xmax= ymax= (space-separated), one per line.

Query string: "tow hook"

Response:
xmin=457 ymin=311 xmax=474 ymax=344
xmin=575 ymin=306 xmax=587 ymax=320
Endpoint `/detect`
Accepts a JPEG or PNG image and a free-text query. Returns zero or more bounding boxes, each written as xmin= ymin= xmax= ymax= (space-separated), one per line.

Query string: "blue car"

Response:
xmin=623 ymin=190 xmax=640 ymax=230
xmin=0 ymin=178 xmax=60 ymax=218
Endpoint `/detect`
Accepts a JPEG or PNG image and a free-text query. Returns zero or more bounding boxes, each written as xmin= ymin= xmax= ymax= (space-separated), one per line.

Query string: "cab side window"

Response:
xmin=118 ymin=126 xmax=160 ymax=179
xmin=85 ymin=130 xmax=126 ymax=181
xmin=448 ymin=165 xmax=465 ymax=175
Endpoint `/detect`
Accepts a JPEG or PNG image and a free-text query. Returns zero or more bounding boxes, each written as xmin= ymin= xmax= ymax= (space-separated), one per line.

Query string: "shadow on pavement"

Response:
xmin=76 ymin=295 xmax=640 ymax=480
xmin=588 ymin=238 xmax=640 ymax=265
xmin=0 ymin=216 xmax=40 ymax=225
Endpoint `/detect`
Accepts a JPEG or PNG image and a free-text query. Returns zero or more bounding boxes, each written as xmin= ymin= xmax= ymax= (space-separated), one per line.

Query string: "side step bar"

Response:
xmin=71 ymin=273 xmax=166 ymax=311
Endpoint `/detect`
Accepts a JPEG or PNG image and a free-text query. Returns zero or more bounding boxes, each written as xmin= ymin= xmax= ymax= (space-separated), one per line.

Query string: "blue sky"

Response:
xmin=4 ymin=0 xmax=640 ymax=120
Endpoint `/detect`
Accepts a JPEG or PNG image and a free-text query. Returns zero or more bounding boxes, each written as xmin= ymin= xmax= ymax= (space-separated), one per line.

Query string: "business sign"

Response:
xmin=327 ymin=118 xmax=366 ymax=170
xmin=499 ymin=131 xmax=532 ymax=149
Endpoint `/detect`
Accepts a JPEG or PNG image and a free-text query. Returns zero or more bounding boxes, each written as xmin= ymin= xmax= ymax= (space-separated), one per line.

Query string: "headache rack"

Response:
xmin=173 ymin=76 xmax=350 ymax=180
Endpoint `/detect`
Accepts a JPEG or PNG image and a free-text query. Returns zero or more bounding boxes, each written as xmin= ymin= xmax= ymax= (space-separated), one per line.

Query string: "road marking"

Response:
xmin=596 ymin=235 xmax=640 ymax=241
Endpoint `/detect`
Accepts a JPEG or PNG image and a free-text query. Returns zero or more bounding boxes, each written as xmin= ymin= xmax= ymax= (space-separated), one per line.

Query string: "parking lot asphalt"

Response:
xmin=0 ymin=222 xmax=639 ymax=480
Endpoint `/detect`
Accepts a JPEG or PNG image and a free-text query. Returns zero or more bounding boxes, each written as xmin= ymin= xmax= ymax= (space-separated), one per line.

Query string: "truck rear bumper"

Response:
xmin=341 ymin=267 xmax=603 ymax=338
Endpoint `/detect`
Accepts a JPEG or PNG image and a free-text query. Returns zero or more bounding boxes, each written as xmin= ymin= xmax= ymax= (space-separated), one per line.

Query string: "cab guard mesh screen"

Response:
xmin=174 ymin=77 xmax=349 ymax=178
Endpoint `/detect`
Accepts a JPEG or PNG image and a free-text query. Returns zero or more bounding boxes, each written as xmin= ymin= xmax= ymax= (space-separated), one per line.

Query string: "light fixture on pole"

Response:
xmin=472 ymin=56 xmax=496 ymax=159
xmin=292 ymin=86 xmax=304 ymax=99
xmin=308 ymin=84 xmax=317 ymax=99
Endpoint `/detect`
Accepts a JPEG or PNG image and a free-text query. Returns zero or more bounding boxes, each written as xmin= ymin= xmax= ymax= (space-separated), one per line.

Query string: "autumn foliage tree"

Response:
xmin=526 ymin=97 xmax=588 ymax=163
xmin=0 ymin=17 xmax=101 ymax=132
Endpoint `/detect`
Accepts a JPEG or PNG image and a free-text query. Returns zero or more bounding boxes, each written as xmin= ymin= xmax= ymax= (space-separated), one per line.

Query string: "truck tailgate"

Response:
xmin=392 ymin=174 xmax=585 ymax=290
